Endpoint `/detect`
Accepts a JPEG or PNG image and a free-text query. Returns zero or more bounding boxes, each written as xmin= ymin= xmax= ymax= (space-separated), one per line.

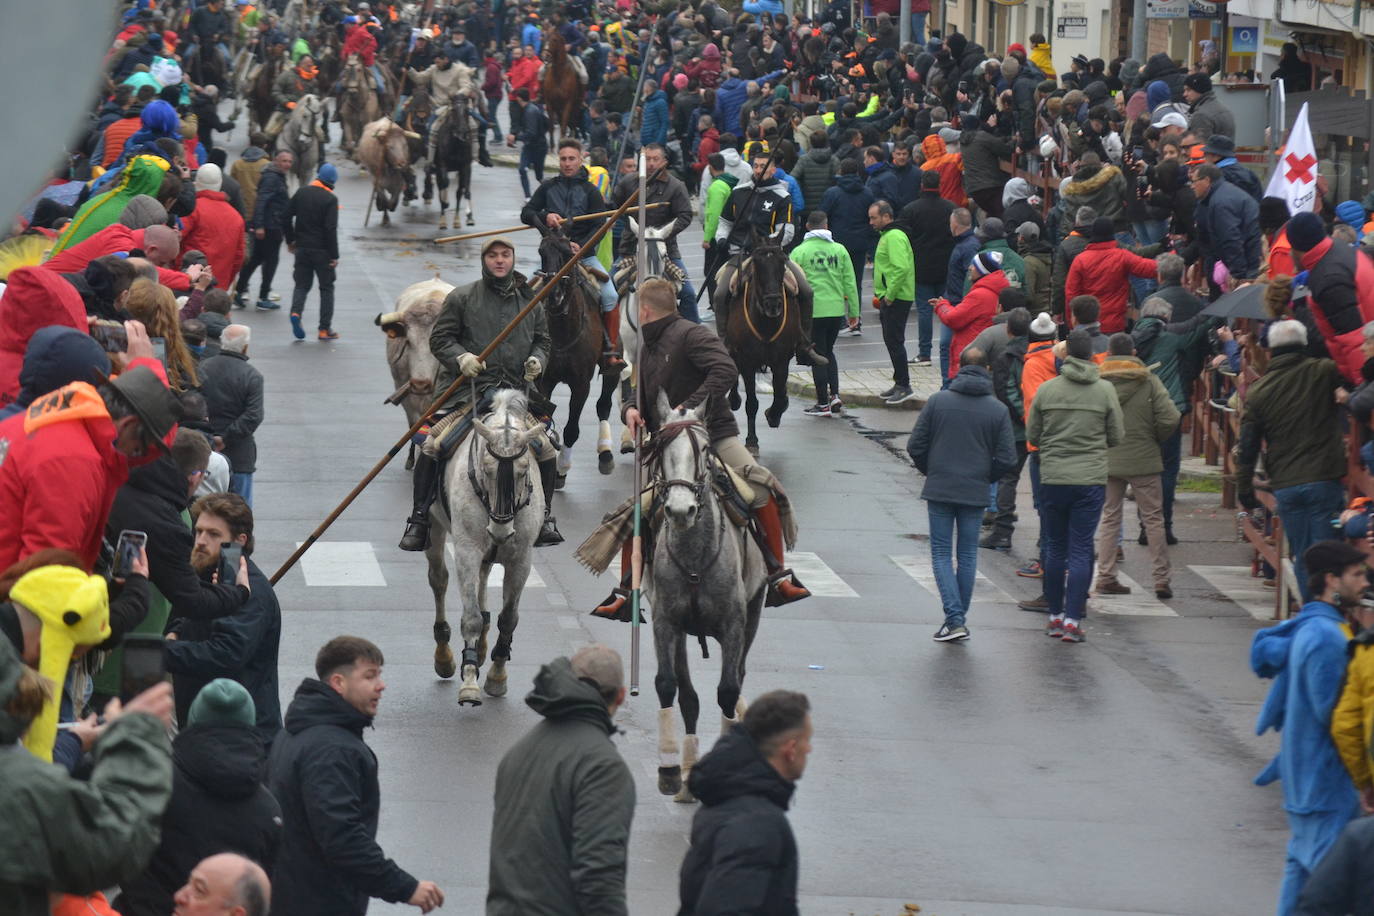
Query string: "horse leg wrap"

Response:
xmin=657 ymin=707 xmax=679 ymax=766
xmin=461 ymin=646 xmax=480 ymax=671
xmin=433 ymin=621 xmax=452 ymax=644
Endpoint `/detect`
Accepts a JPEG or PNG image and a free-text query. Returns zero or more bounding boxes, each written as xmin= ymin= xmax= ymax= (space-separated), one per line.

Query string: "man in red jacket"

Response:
xmin=0 ymin=268 xmax=88 ymax=410
xmin=0 ymin=335 xmax=181 ymax=573
xmin=181 ymin=164 xmax=246 ymax=291
xmin=43 ymin=224 xmax=193 ymax=293
xmin=1064 ymin=217 xmax=1159 ymax=333
xmin=934 ymin=251 xmax=1009 ymax=378
xmin=1285 ymin=210 xmax=1374 ymax=385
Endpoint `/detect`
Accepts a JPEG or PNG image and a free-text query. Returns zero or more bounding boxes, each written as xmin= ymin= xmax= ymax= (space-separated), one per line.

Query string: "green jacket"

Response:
xmin=430 ymin=273 xmax=549 ymax=410
xmin=1026 ymin=356 xmax=1125 ymax=486
xmin=1131 ymin=314 xmax=1213 ymax=410
xmin=0 ymin=653 xmax=172 ymax=916
xmin=964 ymin=238 xmax=1026 ymax=293
xmin=702 ymin=172 xmax=737 ymax=242
xmin=1098 ymin=355 xmax=1180 ymax=478
xmin=873 ymin=224 xmax=914 ymax=302
xmin=1021 ymin=241 xmax=1053 ymax=313
xmin=790 ymin=231 xmax=858 ymax=319
xmin=1236 ymin=349 xmax=1347 ymax=497
xmin=487 ymin=658 xmax=635 ymax=915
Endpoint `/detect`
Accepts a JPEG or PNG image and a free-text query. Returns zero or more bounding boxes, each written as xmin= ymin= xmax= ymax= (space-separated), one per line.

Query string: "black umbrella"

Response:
xmin=1200 ymin=283 xmax=1269 ymax=320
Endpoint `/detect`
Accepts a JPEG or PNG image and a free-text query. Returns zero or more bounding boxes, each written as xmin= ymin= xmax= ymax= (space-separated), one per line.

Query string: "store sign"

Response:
xmin=1231 ymin=25 xmax=1259 ymax=53
xmin=1056 ymin=16 xmax=1088 ymax=38
xmin=1147 ymin=0 xmax=1219 ymax=18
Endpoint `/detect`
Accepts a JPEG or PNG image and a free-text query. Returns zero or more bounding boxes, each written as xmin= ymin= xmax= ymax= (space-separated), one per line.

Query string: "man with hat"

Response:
xmin=445 ymin=25 xmax=480 ymax=68
xmin=1182 ymin=72 xmax=1235 ymax=144
xmin=1201 ymin=135 xmax=1262 ymax=202
xmin=182 ymin=163 xmax=246 ymax=292
xmin=398 ymin=235 xmax=564 ymax=551
xmin=1150 ymin=110 xmax=1187 ymax=145
xmin=0 ymin=338 xmax=181 ymax=576
xmin=1283 ymin=211 xmax=1374 ymax=385
xmin=967 ymin=217 xmax=1025 ymax=291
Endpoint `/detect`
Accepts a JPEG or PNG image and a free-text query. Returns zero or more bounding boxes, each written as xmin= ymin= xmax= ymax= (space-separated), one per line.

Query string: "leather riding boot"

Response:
xmin=591 ymin=539 xmax=639 ymax=621
xmin=755 ymin=496 xmax=811 ymax=606
xmin=534 ymin=457 xmax=565 ymax=546
xmin=478 ymin=131 xmax=493 ymax=168
xmin=601 ymin=303 xmax=626 ymax=372
xmin=399 ymin=453 xmax=442 ymax=551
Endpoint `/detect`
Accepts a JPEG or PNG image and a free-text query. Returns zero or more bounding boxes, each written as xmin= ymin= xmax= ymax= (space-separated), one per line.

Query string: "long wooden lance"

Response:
xmin=432 ymin=202 xmax=669 ymax=244
xmin=269 ymin=178 xmax=653 ymax=585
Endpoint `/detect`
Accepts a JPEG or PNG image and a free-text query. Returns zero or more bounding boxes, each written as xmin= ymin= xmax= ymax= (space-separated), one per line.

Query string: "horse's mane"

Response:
xmin=545 ymin=32 xmax=572 ymax=76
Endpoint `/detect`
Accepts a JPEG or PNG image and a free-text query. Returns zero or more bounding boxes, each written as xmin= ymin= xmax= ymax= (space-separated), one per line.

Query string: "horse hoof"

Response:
xmin=484 ymin=669 xmax=508 ymax=697
xmin=598 ymin=451 xmax=614 ymax=474
xmin=765 ymin=407 xmax=785 ymax=428
xmin=458 ymin=686 xmax=483 ymax=706
xmin=673 ymin=786 xmax=698 ymax=804
xmin=466 ymin=214 xmax=476 ymax=226
xmin=434 ymin=644 xmax=455 ymax=679
xmin=657 ymin=765 xmax=682 ymax=796
xmin=729 ymin=391 xmax=742 ymax=411
xmin=746 ymin=441 xmax=760 ymax=457
xmin=555 ymin=473 xmax=567 ymax=491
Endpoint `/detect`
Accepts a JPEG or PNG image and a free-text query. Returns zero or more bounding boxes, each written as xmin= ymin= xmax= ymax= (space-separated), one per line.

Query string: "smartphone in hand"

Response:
xmin=219 ymin=542 xmax=244 ymax=585
xmin=120 ymin=634 xmax=166 ymax=702
xmin=113 ymin=530 xmax=147 ymax=579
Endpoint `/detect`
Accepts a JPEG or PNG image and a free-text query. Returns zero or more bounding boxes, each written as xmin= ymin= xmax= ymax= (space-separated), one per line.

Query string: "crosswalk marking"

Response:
xmin=1189 ymin=564 xmax=1276 ymax=620
xmin=444 ymin=544 xmax=546 ymax=588
xmin=887 ymin=555 xmax=1016 ymax=603
xmin=1090 ymin=571 xmax=1179 ymax=617
xmin=785 ymin=551 xmax=857 ymax=597
xmin=296 ymin=541 xmax=387 ymax=587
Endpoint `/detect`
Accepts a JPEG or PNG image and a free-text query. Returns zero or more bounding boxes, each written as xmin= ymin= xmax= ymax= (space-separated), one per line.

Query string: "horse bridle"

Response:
xmin=538 ymin=237 xmax=590 ymax=348
xmin=466 ymin=425 xmax=533 ymax=526
xmin=651 ymin=419 xmax=713 ymax=511
xmin=740 ymin=246 xmax=791 ymax=344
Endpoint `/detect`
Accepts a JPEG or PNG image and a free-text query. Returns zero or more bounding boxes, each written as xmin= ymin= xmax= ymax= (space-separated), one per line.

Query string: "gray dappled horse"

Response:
xmin=610 ymin=218 xmax=680 ymax=455
xmin=424 ymin=390 xmax=544 ymax=706
xmin=646 ymin=394 xmax=767 ymax=802
xmin=279 ymin=94 xmax=324 ymax=188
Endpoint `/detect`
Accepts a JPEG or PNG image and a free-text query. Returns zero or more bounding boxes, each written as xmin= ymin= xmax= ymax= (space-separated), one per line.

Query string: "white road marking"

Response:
xmin=1189 ymin=564 xmax=1277 ymax=620
xmin=443 ymin=544 xmax=545 ymax=587
xmin=784 ymin=551 xmax=857 ymax=597
xmin=887 ymin=554 xmax=1016 ymax=603
xmin=295 ymin=542 xmax=387 ymax=587
xmin=1090 ymin=571 xmax=1179 ymax=617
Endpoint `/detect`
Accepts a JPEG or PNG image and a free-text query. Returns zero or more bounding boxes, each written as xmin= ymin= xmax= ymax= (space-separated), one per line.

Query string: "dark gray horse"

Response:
xmin=645 ymin=393 xmax=767 ymax=803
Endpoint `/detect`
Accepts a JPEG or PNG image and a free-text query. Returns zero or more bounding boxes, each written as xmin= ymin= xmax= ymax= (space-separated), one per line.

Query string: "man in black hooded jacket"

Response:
xmin=678 ymin=690 xmax=813 ymax=915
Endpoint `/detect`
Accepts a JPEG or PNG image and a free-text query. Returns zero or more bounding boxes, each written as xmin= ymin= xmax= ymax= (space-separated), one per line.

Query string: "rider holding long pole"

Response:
xmin=591 ymin=278 xmax=811 ymax=621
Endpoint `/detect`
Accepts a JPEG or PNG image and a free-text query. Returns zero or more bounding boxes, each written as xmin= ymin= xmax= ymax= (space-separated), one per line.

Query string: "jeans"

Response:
xmin=938 ymin=323 xmax=953 ymax=389
xmin=580 ymin=252 xmax=619 ymax=311
xmin=1160 ymin=425 xmax=1182 ymax=529
xmin=291 ymin=247 xmax=336 ymax=331
xmin=518 ymin=145 xmax=546 ymax=197
xmin=1281 ymin=805 xmax=1359 ymax=916
xmin=1132 ymin=218 xmax=1169 ymax=246
xmin=237 ymin=230 xmax=282 ymax=300
xmin=1040 ymin=483 xmax=1105 ymax=620
xmin=811 ymin=316 xmax=844 ymax=401
xmin=669 ymin=256 xmax=700 ymax=322
xmin=485 ymin=97 xmax=503 ymax=139
xmin=910 ymin=10 xmax=928 ymax=43
xmin=927 ymin=500 xmax=983 ymax=627
xmin=1115 ymin=229 xmax=1156 ymax=303
xmin=1273 ymin=479 xmax=1346 ymax=602
xmin=879 ymin=298 xmax=912 ymax=388
xmin=229 ymin=472 xmax=254 ymax=508
xmin=915 ymin=282 xmax=940 ymax=360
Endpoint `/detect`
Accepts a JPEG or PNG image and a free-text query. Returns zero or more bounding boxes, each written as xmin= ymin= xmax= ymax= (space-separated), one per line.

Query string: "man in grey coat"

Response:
xmin=198 ymin=324 xmax=264 ymax=507
xmin=907 ymin=347 xmax=1017 ymax=641
xmin=487 ymin=645 xmax=635 ymax=915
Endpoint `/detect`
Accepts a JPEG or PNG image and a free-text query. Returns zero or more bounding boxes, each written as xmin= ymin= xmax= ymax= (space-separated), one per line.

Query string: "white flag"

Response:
xmin=1265 ymin=101 xmax=1318 ymax=214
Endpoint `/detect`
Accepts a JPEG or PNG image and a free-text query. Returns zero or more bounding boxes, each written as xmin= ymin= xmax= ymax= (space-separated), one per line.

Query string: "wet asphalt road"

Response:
xmin=222 ymin=120 xmax=1291 ymax=914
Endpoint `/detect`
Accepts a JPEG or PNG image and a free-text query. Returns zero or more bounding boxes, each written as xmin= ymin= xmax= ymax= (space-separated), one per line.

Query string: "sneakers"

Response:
xmin=1046 ymin=615 xmax=1064 ymax=637
xmin=912 ymin=356 xmax=932 ymax=366
xmin=839 ymin=325 xmax=862 ymax=337
xmin=233 ymin=292 xmax=248 ymax=309
xmin=1018 ymin=593 xmax=1049 ymax=611
xmin=829 ymin=396 xmax=843 ymax=416
xmin=884 ymin=386 xmax=916 ymax=405
xmin=877 ymin=385 xmax=899 ymax=400
xmin=1016 ymin=559 xmax=1043 ymax=578
xmin=1095 ymin=580 xmax=1131 ymax=595
xmin=255 ymin=299 xmax=281 ymax=311
xmin=318 ymin=329 xmax=340 ymax=341
xmin=1061 ymin=619 xmax=1085 ymax=643
xmin=290 ymin=313 xmax=306 ymax=340
xmin=1209 ymin=397 xmax=1237 ymax=412
xmin=934 ymin=623 xmax=970 ymax=642
xmin=803 ymin=403 xmax=832 ymax=417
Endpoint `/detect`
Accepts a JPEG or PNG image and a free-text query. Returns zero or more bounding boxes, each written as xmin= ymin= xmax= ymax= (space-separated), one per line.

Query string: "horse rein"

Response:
xmin=740 ymin=264 xmax=791 ymax=344
xmin=466 ymin=423 xmax=533 ymax=526
xmin=650 ymin=419 xmax=713 ymax=510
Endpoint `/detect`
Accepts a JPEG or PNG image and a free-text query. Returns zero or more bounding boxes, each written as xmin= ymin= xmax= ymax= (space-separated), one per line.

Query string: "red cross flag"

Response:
xmin=1265 ymin=102 xmax=1318 ymax=213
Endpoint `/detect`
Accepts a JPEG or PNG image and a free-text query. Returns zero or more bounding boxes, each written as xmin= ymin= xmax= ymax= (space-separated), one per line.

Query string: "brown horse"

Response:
xmin=719 ymin=231 xmax=807 ymax=455
xmin=540 ymin=32 xmax=584 ymax=143
xmin=244 ymin=56 xmax=282 ymax=134
xmin=337 ymin=54 xmax=381 ymax=156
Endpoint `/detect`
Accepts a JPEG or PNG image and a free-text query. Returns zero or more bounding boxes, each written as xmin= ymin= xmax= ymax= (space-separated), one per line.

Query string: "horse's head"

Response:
xmin=748 ymin=228 xmax=787 ymax=319
xmin=627 ymin=218 xmax=671 ymax=279
xmin=654 ymin=390 xmax=711 ymax=530
xmin=537 ymin=228 xmax=577 ymax=311
xmin=471 ymin=390 xmax=541 ymax=542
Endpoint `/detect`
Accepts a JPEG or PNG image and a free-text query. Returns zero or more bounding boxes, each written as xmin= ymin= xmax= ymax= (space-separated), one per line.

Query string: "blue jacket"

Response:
xmin=713 ymin=70 xmax=784 ymax=135
xmin=945 ymin=229 xmax=980 ymax=303
xmin=0 ymin=327 xmax=110 ymax=422
xmin=867 ymin=162 xmax=921 ymax=212
xmin=640 ymin=91 xmax=669 ymax=146
xmin=1195 ymin=176 xmax=1261 ymax=280
xmin=819 ymin=173 xmax=875 ymax=252
xmin=1252 ymin=601 xmax=1360 ymax=815
xmin=742 ymin=0 xmax=784 ymax=14
xmin=776 ymin=168 xmax=803 ymax=211
xmin=521 ymin=23 xmax=542 ymax=54
xmin=906 ymin=366 xmax=1017 ymax=506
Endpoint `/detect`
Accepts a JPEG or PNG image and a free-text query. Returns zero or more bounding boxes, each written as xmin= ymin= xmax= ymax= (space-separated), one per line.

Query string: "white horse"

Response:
xmin=424 ymin=389 xmax=545 ymax=705
xmin=278 ymin=93 xmax=324 ymax=189
xmin=611 ymin=219 xmax=680 ymax=455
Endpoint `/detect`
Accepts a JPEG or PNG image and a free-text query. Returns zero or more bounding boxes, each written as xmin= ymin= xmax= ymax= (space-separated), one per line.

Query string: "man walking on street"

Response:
xmin=792 ymin=211 xmax=858 ymax=417
xmin=235 ymin=149 xmax=293 ymax=311
xmin=870 ymin=200 xmax=916 ymax=404
xmin=1027 ymin=329 xmax=1124 ymax=643
xmin=199 ymin=325 xmax=264 ymax=506
xmin=487 ymin=645 xmax=635 ymax=915
xmin=907 ymin=347 xmax=1016 ymax=641
xmin=898 ymin=170 xmax=955 ymax=365
xmin=283 ymin=162 xmax=340 ymax=341
xmin=269 ymin=636 xmax=445 ymax=914
xmin=1093 ymin=334 xmax=1180 ymax=600
xmin=678 ymin=690 xmax=813 ymax=914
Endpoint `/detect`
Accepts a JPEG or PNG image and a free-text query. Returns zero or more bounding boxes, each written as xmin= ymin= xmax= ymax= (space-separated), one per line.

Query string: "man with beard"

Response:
xmin=164 ymin=493 xmax=282 ymax=740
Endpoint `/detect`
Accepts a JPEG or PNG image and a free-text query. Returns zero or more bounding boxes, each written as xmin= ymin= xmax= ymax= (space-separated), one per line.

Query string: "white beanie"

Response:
xmin=1029 ymin=312 xmax=1057 ymax=338
xmin=194 ymin=163 xmax=222 ymax=193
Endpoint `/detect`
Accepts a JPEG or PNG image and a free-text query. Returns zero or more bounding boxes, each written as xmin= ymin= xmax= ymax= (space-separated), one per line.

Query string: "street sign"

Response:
xmin=1056 ymin=16 xmax=1088 ymax=38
